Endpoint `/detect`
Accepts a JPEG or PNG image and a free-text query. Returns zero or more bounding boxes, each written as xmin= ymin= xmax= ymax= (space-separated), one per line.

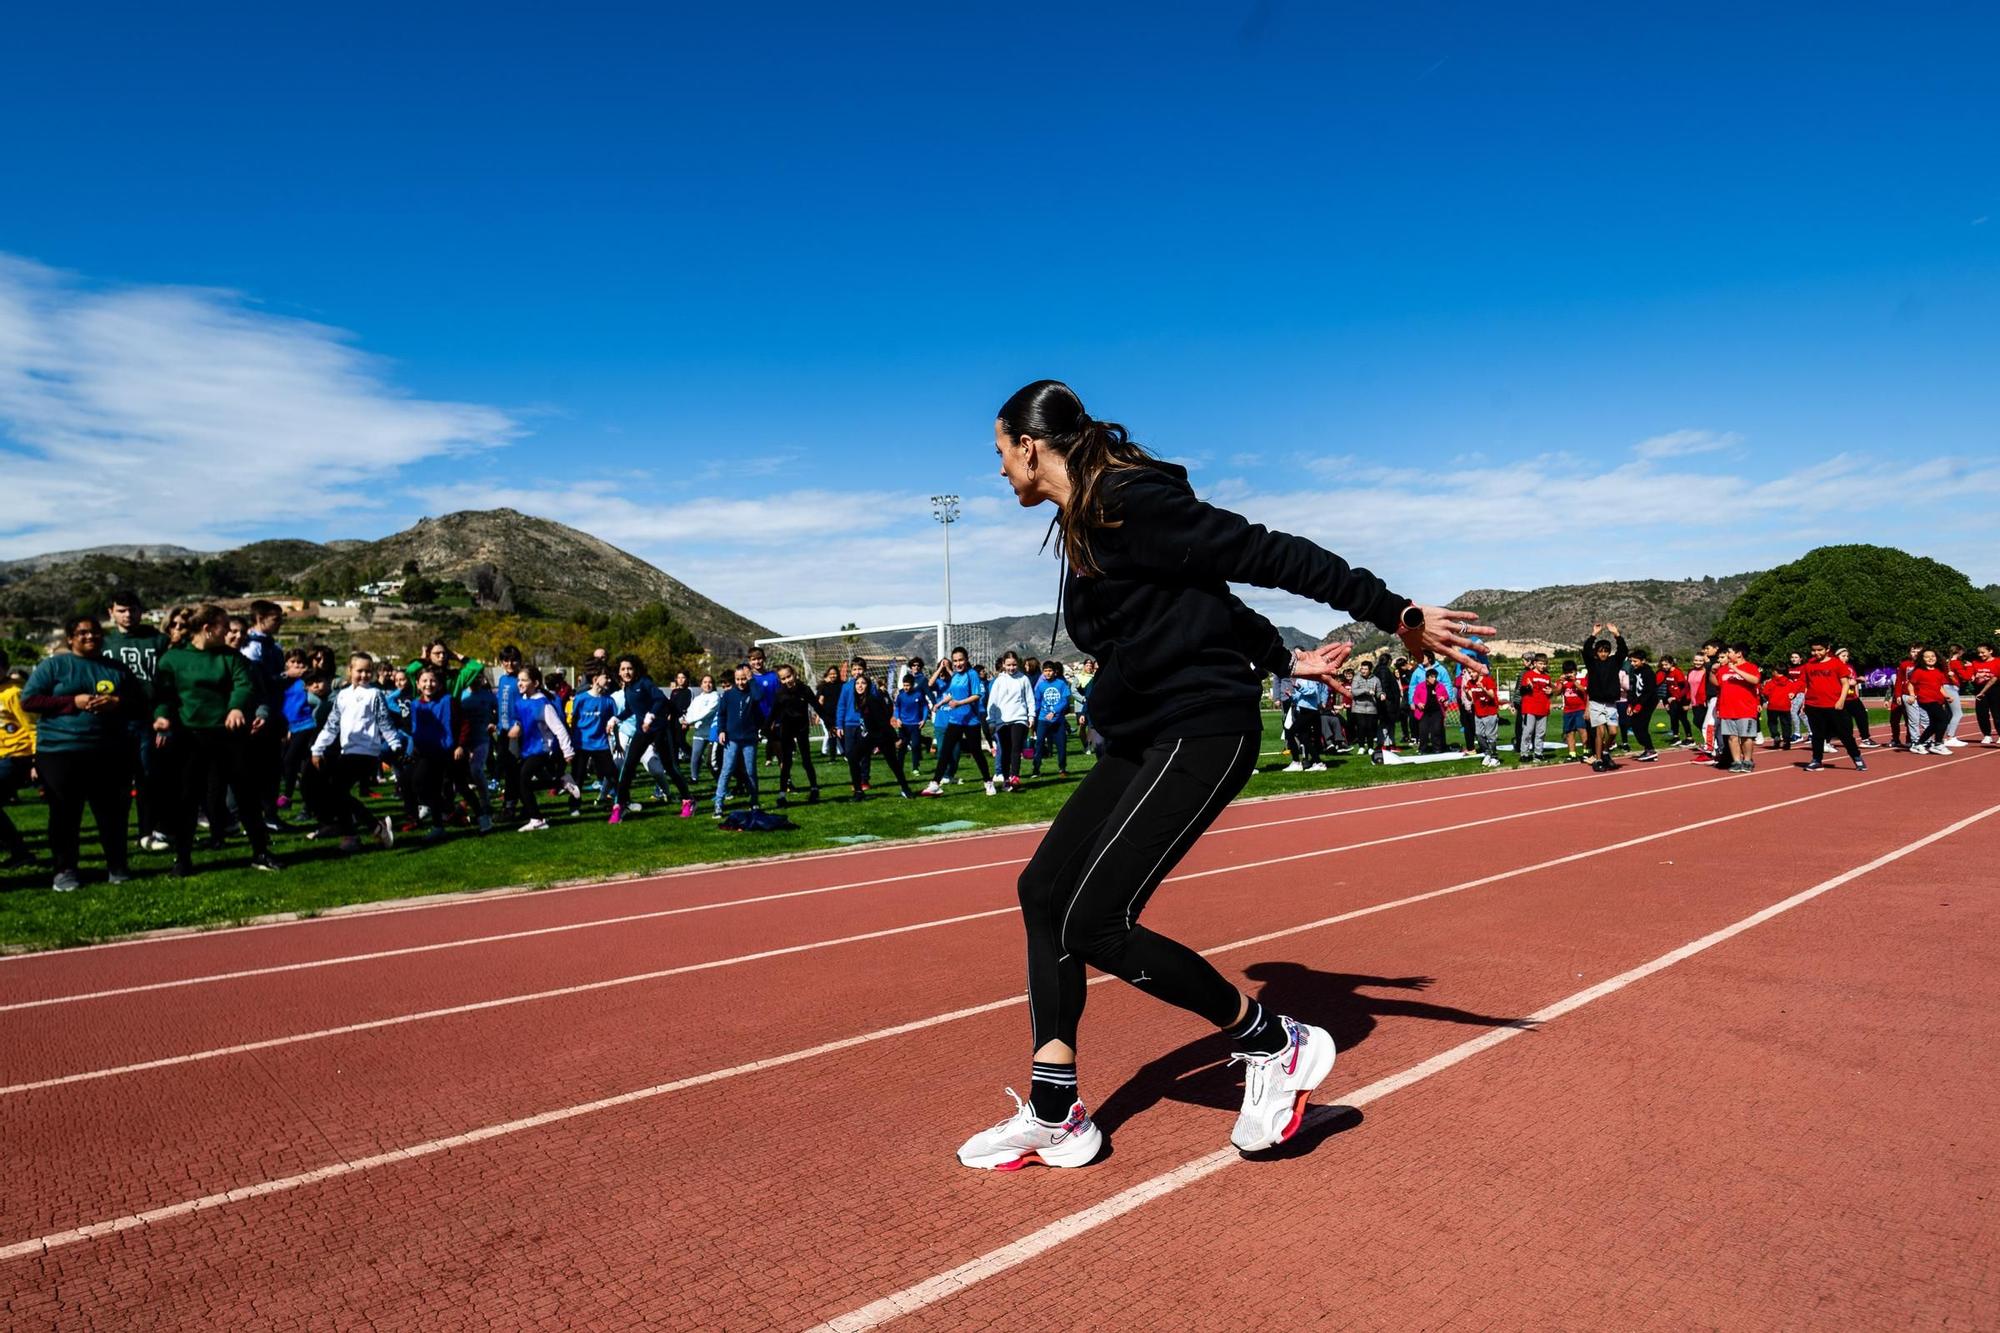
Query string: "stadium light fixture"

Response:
xmin=930 ymin=494 xmax=960 ymax=625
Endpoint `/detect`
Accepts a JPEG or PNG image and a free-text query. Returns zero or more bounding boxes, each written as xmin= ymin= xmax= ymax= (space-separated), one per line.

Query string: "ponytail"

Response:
xmin=997 ymin=379 xmax=1157 ymax=577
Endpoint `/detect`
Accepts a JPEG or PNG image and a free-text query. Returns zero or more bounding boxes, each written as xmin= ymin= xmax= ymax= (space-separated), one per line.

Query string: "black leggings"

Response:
xmin=37 ymin=748 xmax=131 ymax=875
xmin=1294 ymin=707 xmax=1323 ymax=765
xmin=1975 ymin=691 xmax=1998 ymax=738
xmin=932 ymin=722 xmax=991 ymax=783
xmin=164 ymin=728 xmax=270 ymax=863
xmin=774 ymin=722 xmax=820 ymax=793
xmin=1845 ymin=696 xmax=1872 ymax=742
xmin=1918 ymin=701 xmax=1949 ymax=747
xmin=996 ymin=721 xmax=1028 ymax=781
xmin=844 ymin=728 xmax=912 ymax=793
xmin=1806 ymin=705 xmax=1860 ymax=765
xmin=1018 ymin=731 xmax=1259 ymax=1051
xmin=1666 ymin=701 xmax=1692 ymax=740
xmin=1631 ymin=703 xmax=1658 ymax=752
xmin=615 ymin=723 xmax=690 ymax=806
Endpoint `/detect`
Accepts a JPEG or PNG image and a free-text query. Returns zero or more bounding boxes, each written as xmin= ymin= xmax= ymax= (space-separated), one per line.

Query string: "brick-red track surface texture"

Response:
xmin=3 ymin=736 xmax=1995 ymax=1331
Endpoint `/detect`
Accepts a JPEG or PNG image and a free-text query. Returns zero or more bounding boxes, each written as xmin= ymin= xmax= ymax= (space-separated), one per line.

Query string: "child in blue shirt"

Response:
xmin=569 ymin=666 xmax=620 ymax=814
xmin=1031 ymin=661 xmax=1073 ymax=778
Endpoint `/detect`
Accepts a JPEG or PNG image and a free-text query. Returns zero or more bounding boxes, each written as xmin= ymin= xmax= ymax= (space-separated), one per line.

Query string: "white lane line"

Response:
xmin=0 ymin=748 xmax=1629 ymax=965
xmin=809 ymin=799 xmax=2000 ymax=1333
xmin=2 ymin=759 xmax=1978 ymax=1268
xmin=10 ymin=754 xmax=1971 ymax=1090
xmin=0 ymin=761 xmax=1707 ymax=1011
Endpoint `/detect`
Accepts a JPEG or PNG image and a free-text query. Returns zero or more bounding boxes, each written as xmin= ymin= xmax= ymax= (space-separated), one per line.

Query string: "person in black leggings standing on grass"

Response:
xmin=956 ymin=380 xmax=1492 ymax=1171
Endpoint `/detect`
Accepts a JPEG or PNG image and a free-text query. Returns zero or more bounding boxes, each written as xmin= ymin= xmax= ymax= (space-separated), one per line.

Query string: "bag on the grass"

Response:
xmin=719 ymin=809 xmax=798 ymax=833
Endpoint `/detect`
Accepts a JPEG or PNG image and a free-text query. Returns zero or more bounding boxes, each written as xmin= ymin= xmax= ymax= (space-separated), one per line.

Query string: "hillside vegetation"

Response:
xmin=0 ymin=509 xmax=770 ymax=660
xmin=1324 ymin=573 xmax=1758 ymax=657
xmin=1711 ymin=544 xmax=1996 ymax=664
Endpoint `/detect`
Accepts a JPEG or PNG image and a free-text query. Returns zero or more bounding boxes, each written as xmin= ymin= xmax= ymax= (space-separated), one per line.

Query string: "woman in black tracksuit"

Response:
xmin=956 ymin=380 xmax=1489 ymax=1171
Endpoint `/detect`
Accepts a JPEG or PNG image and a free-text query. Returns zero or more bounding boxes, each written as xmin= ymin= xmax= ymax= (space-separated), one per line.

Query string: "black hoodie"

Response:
xmin=1059 ymin=463 xmax=1407 ymax=749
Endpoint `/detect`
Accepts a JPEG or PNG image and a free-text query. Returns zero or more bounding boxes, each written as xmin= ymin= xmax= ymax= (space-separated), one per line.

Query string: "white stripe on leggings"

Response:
xmin=1124 ymin=733 xmax=1247 ymax=931
xmin=1057 ymin=739 xmax=1183 ymax=962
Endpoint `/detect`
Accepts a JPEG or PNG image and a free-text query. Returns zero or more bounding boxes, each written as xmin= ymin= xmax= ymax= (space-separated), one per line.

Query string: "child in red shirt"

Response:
xmin=1967 ymin=644 xmax=1998 ymax=745
xmin=1760 ymin=670 xmax=1795 ymax=750
xmin=1462 ymin=665 xmax=1502 ymax=767
xmin=1514 ymin=655 xmax=1553 ymax=763
xmin=1713 ymin=645 xmax=1762 ymax=773
xmin=1558 ymin=662 xmax=1589 ymax=763
xmin=1798 ymin=640 xmax=1865 ymax=770
xmin=1907 ymin=648 xmax=1952 ymax=753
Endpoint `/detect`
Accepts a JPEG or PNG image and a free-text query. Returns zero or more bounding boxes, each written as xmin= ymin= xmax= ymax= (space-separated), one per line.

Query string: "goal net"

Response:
xmin=755 ymin=621 xmax=1005 ymax=689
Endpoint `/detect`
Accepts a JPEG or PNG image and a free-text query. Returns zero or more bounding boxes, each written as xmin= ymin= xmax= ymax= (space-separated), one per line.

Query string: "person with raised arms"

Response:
xmin=955 ymin=380 xmax=1492 ymax=1171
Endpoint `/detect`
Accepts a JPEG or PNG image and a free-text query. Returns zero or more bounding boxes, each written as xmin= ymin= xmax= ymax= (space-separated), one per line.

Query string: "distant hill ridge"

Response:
xmin=0 ymin=509 xmax=771 ymax=657
xmin=1324 ymin=572 xmax=1759 ymax=656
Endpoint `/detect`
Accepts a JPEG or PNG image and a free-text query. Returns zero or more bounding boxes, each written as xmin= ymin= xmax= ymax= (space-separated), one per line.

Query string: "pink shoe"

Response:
xmin=275 ymin=795 xmax=291 ymax=810
xmin=679 ymin=800 xmax=694 ymax=819
xmin=607 ymin=805 xmax=623 ymax=825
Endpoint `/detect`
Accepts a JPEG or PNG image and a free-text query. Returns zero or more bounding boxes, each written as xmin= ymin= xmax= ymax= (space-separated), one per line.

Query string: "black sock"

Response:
xmin=1228 ymin=999 xmax=1288 ymax=1056
xmin=1029 ymin=1061 xmax=1078 ymax=1120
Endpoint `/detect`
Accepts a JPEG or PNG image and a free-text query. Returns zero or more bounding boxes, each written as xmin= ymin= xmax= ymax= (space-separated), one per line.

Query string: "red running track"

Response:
xmin=2 ymin=742 xmax=1995 ymax=1330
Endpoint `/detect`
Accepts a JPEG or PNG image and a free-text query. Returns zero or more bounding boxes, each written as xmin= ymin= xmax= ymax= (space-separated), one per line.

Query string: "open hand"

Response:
xmin=1398 ymin=606 xmax=1498 ymax=671
xmin=1288 ymin=642 xmax=1353 ymax=683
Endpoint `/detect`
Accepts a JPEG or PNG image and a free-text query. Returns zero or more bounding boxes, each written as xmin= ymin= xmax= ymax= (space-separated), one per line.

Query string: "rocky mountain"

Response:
xmin=1323 ymin=573 xmax=1760 ymax=658
xmin=293 ymin=509 xmax=773 ymax=654
xmin=0 ymin=510 xmax=771 ymax=658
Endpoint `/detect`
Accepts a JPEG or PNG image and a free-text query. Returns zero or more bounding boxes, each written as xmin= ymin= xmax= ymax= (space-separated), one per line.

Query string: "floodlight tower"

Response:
xmin=930 ymin=493 xmax=961 ymax=626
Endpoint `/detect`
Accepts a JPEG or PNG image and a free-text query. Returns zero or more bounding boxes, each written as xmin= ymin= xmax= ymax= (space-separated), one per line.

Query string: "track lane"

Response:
xmin=2 ymin=752 xmax=1987 ymax=1326
xmin=0 ymin=757 xmax=1659 ymax=1001
xmin=1 ymin=764 xmax=1745 ymax=1082
xmin=872 ymin=809 xmax=2000 ymax=1331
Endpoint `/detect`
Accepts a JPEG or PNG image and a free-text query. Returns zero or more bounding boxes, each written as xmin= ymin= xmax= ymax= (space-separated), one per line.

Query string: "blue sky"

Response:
xmin=2 ymin=2 xmax=1995 ymax=636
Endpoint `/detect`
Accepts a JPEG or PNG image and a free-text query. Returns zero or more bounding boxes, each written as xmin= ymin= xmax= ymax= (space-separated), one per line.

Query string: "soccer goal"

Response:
xmin=755 ymin=622 xmax=946 ymax=686
xmin=755 ymin=621 xmax=1008 ymax=687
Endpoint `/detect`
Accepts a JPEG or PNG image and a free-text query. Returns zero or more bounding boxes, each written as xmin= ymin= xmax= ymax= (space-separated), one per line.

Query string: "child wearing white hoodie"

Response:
xmin=985 ymin=651 xmax=1036 ymax=791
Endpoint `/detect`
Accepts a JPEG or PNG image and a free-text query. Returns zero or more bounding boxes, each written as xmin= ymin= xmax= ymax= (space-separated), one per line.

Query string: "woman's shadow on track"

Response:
xmin=1091 ymin=962 xmax=1534 ymax=1161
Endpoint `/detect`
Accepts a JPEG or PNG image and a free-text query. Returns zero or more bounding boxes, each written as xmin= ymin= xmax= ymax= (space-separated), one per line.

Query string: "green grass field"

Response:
xmin=0 ymin=703 xmax=1907 ymax=952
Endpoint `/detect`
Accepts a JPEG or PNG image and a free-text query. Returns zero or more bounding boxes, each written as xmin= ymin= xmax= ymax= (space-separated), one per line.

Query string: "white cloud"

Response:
xmin=0 ymin=254 xmax=516 ymax=557
xmin=1632 ymin=428 xmax=1740 ymax=460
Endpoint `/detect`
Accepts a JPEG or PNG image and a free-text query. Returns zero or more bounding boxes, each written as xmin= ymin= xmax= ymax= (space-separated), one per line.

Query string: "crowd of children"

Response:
xmin=1265 ymin=624 xmax=1995 ymax=778
xmin=2 ymin=590 xmax=1994 ymax=894
xmin=0 ymin=591 xmax=1109 ymax=891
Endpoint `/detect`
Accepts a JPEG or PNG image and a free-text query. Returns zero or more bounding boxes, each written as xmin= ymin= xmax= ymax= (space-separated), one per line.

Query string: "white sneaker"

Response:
xmin=1983 ymin=736 xmax=1998 ymax=746
xmin=1482 ymin=756 xmax=1502 ymax=768
xmin=562 ymin=774 xmax=584 ymax=797
xmin=983 ymin=780 xmax=997 ymax=796
xmin=921 ymin=782 xmax=944 ymax=797
xmin=375 ymin=818 xmax=395 ymax=849
xmin=1230 ymin=1017 xmax=1336 ymax=1152
xmin=956 ymin=1089 xmax=1102 ymax=1171
xmin=1282 ymin=761 xmax=1304 ymax=773
xmin=1944 ymin=736 xmax=1968 ymax=748
xmin=518 ymin=818 xmax=550 ymax=832
xmin=1306 ymin=762 xmax=1327 ymax=772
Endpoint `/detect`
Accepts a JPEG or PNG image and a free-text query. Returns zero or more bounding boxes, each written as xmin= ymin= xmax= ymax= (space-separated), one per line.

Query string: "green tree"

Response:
xmin=1710 ymin=545 xmax=1994 ymax=667
xmin=400 ymin=573 xmax=441 ymax=605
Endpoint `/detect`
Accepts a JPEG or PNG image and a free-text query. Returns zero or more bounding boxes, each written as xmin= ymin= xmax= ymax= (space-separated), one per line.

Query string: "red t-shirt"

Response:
xmin=1910 ymin=667 xmax=1949 ymax=705
xmin=1798 ymin=656 xmax=1850 ymax=709
xmin=1761 ymin=675 xmax=1793 ymax=710
xmin=1517 ymin=669 xmax=1552 ymax=717
xmin=1949 ymin=656 xmax=1973 ymax=687
xmin=1717 ymin=662 xmax=1762 ymax=720
xmin=1895 ymin=658 xmax=1915 ymax=697
xmin=1463 ymin=672 xmax=1500 ymax=718
xmin=1968 ymin=656 xmax=1999 ymax=690
xmin=1559 ymin=677 xmax=1588 ymax=714
xmin=1661 ymin=666 xmax=1687 ymax=703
